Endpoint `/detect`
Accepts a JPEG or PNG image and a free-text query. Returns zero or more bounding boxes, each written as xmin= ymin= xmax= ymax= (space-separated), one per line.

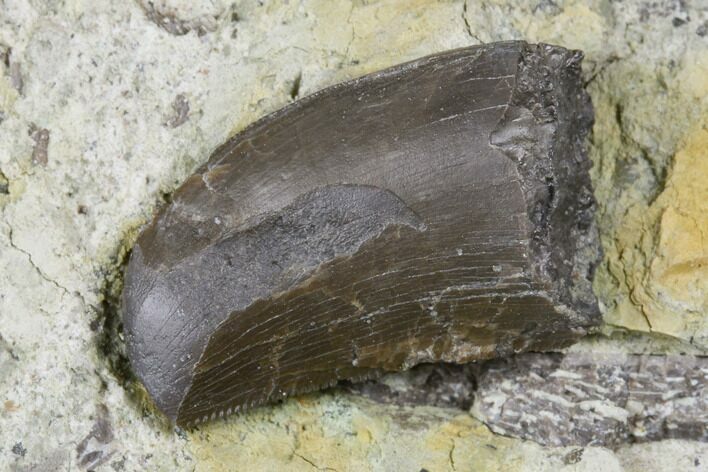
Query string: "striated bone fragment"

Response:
xmin=472 ymin=352 xmax=708 ymax=446
xmin=122 ymin=41 xmax=600 ymax=426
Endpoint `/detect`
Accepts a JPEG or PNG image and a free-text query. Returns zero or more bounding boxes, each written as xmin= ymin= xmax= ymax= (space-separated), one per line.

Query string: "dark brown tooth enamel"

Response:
xmin=122 ymin=40 xmax=601 ymax=426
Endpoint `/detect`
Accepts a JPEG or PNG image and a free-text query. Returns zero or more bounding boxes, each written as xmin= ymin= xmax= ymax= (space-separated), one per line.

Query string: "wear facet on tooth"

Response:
xmin=122 ymin=40 xmax=600 ymax=426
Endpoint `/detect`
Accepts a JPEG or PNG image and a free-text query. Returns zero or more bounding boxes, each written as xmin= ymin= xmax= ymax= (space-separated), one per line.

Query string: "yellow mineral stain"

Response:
xmin=190 ymin=394 xmax=558 ymax=471
xmin=189 ymin=395 xmax=375 ymax=471
xmin=600 ymin=124 xmax=708 ymax=344
xmin=650 ymin=127 xmax=708 ymax=314
xmin=344 ymin=0 xmax=470 ymax=74
xmin=677 ymin=50 xmax=708 ymax=99
xmin=0 ymin=74 xmax=18 ymax=113
xmin=529 ymin=3 xmax=608 ymax=56
xmin=188 ymin=401 xmax=301 ymax=471
xmin=3 ymin=400 xmax=19 ymax=413
xmin=423 ymin=413 xmax=525 ymax=471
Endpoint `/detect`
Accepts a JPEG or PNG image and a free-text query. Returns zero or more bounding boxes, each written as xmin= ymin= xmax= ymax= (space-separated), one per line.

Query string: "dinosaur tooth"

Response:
xmin=122 ymin=40 xmax=601 ymax=426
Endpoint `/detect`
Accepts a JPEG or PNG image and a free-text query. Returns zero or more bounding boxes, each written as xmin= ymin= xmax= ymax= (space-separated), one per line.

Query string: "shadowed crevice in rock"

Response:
xmin=340 ymin=362 xmax=480 ymax=410
xmin=96 ymin=251 xmax=135 ymax=389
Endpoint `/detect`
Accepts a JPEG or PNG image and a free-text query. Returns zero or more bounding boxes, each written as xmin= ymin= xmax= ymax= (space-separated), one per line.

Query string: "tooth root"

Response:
xmin=122 ymin=40 xmax=600 ymax=427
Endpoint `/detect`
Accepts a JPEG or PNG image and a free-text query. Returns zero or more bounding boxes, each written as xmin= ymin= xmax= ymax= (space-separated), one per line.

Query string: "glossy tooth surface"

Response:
xmin=122 ymin=41 xmax=601 ymax=426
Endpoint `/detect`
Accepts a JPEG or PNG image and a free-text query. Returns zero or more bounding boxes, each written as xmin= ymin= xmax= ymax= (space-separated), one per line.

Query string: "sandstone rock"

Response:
xmin=188 ymin=392 xmax=708 ymax=472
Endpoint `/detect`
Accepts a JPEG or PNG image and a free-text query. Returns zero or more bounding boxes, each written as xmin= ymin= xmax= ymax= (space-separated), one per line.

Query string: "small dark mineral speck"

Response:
xmin=165 ymin=94 xmax=190 ymax=128
xmin=28 ymin=124 xmax=50 ymax=167
xmin=672 ymin=17 xmax=687 ymax=27
xmin=77 ymin=405 xmax=114 ymax=469
xmin=110 ymin=456 xmax=126 ymax=471
xmin=174 ymin=427 xmax=188 ymax=440
xmin=89 ymin=317 xmax=102 ymax=331
xmin=564 ymin=448 xmax=584 ymax=465
xmin=697 ymin=22 xmax=707 ymax=37
xmin=290 ymin=73 xmax=302 ymax=100
xmin=0 ymin=170 xmax=8 ymax=195
xmin=12 ymin=442 xmax=26 ymax=457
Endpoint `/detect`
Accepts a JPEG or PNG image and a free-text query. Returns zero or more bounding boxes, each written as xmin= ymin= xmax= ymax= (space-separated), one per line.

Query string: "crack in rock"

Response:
xmin=6 ymin=225 xmax=71 ymax=299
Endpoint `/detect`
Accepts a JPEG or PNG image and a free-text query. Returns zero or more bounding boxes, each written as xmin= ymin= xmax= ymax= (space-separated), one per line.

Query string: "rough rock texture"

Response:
xmin=458 ymin=0 xmax=708 ymax=349
xmin=471 ymin=352 xmax=708 ymax=446
xmin=123 ymin=41 xmax=600 ymax=426
xmin=0 ymin=0 xmax=706 ymax=470
xmin=597 ymin=126 xmax=708 ymax=344
xmin=189 ymin=393 xmax=708 ymax=471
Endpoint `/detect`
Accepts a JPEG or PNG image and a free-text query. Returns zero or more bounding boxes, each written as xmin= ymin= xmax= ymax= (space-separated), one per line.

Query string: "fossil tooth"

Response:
xmin=122 ymin=41 xmax=601 ymax=426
